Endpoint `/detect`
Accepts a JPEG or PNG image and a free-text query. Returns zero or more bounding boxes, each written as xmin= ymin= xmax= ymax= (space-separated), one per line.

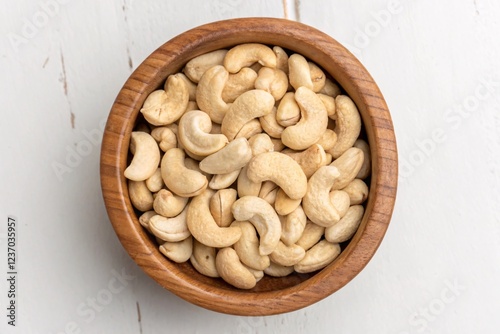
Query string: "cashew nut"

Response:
xmin=231 ymin=221 xmax=270 ymax=270
xmin=199 ymin=138 xmax=252 ymax=174
xmin=254 ymin=67 xmax=288 ymax=101
xmin=128 ymin=180 xmax=154 ymax=211
xmin=260 ymin=107 xmax=284 ymax=138
xmin=264 ymin=261 xmax=294 ymax=277
xmin=159 ymin=236 xmax=193 ymax=263
xmin=273 ymin=46 xmax=289 ymax=75
xmin=149 ymin=206 xmax=190 ymax=242
xmin=190 ymin=239 xmax=219 ymax=277
xmin=342 ymin=179 xmax=369 ymax=205
xmin=296 ymin=221 xmax=325 ymax=251
xmin=330 ymin=147 xmax=364 ymax=190
xmin=209 ymin=189 xmax=237 ymax=227
xmin=223 ymin=43 xmax=277 ymax=73
xmin=237 ymin=165 xmax=262 ymax=198
xmin=288 ymin=53 xmax=313 ymax=90
xmin=354 ymin=139 xmax=371 ymax=179
xmin=294 ymin=240 xmax=341 ymax=273
xmin=318 ymin=93 xmax=336 ymax=119
xmin=329 ymin=95 xmax=362 ymax=158
xmin=178 ymin=110 xmax=228 ymax=156
xmin=124 ymin=132 xmax=161 ymax=181
xmin=315 ymin=129 xmax=338 ymax=151
xmin=196 ymin=65 xmax=230 ymax=124
xmin=325 ymin=205 xmax=364 ymax=243
xmin=248 ymin=133 xmax=274 ymax=156
xmin=269 ymin=241 xmax=306 ymax=267
xmin=318 ymin=78 xmax=341 ymax=97
xmin=209 ymin=169 xmax=241 ymax=190
xmin=308 ymin=61 xmax=326 ymax=92
xmin=282 ymin=144 xmax=328 ymax=179
xmin=153 ymin=189 xmax=189 ymax=218
xmin=145 ymin=168 xmax=164 ymax=193
xmin=138 ymin=210 xmax=156 ymax=231
xmin=274 ymin=189 xmax=301 ymax=216
xmin=329 ymin=190 xmax=350 ymax=218
xmin=216 ymin=247 xmax=256 ymax=289
xmin=176 ymin=73 xmax=197 ymax=101
xmin=280 ymin=205 xmax=307 ymax=246
xmin=151 ymin=127 xmax=177 ymax=152
xmin=234 ymin=119 xmax=263 ymax=139
xmin=276 ymin=92 xmax=300 ymax=127
xmin=222 ymin=67 xmax=258 ymax=103
xmin=183 ymin=49 xmax=228 ymax=83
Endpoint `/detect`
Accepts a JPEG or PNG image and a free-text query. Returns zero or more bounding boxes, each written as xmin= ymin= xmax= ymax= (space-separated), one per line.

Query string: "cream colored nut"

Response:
xmin=176 ymin=73 xmax=197 ymax=101
xmin=244 ymin=265 xmax=264 ymax=282
xmin=329 ymin=95 xmax=362 ymax=158
xmin=196 ymin=65 xmax=230 ymax=124
xmin=232 ymin=196 xmax=281 ymax=256
xmin=221 ymin=90 xmax=274 ymax=141
xmin=308 ymin=62 xmax=326 ymax=92
xmin=315 ymin=129 xmax=338 ymax=151
xmin=124 ymin=132 xmax=161 ymax=181
xmin=209 ymin=188 xmax=237 ymax=227
xmin=274 ymin=189 xmax=301 ymax=216
xmin=281 ymin=205 xmax=307 ymax=246
xmin=232 ymin=221 xmax=270 ymax=271
xmin=325 ymin=205 xmax=364 ymax=243
xmin=260 ymin=107 xmax=284 ymax=138
xmin=159 ymin=236 xmax=193 ymax=263
xmin=187 ymin=189 xmax=242 ymax=248
xmin=145 ymin=168 xmax=164 ymax=193
xmin=153 ymin=189 xmax=189 ymax=218
xmin=247 ymin=152 xmax=307 ymax=200
xmin=281 ymin=86 xmax=328 ymax=150
xmin=183 ymin=49 xmax=228 ymax=83
xmin=138 ymin=210 xmax=156 ymax=231
xmin=273 ymin=46 xmax=289 ymax=75
xmin=178 ymin=110 xmax=228 ymax=156
xmin=190 ymin=239 xmax=219 ymax=277
xmin=216 ymin=247 xmax=256 ymax=289
xmin=254 ymin=67 xmax=288 ymax=101
xmin=270 ymin=241 xmax=306 ymax=267
xmin=282 ymin=144 xmax=328 ymax=179
xmin=288 ymin=53 xmax=313 ymax=90
xmin=271 ymin=138 xmax=285 ymax=152
xmin=330 ymin=147 xmax=364 ymax=190
xmin=237 ymin=165 xmax=262 ymax=198
xmin=328 ymin=190 xmax=350 ymax=218
xmin=302 ymin=165 xmax=341 ymax=227
xmin=354 ymin=139 xmax=371 ymax=179
xmin=140 ymin=75 xmax=189 ymax=126
xmin=160 ymin=148 xmax=208 ymax=197
xmin=165 ymin=123 xmax=178 ymax=135
xmin=151 ymin=127 xmax=177 ymax=152
xmin=294 ymin=240 xmax=341 ymax=273
xmin=342 ymin=179 xmax=369 ymax=205
xmin=209 ymin=168 xmax=241 ymax=190
xmin=317 ymin=94 xmax=336 ymax=119
xmin=149 ymin=207 xmax=190 ymax=242
xmin=234 ymin=119 xmax=263 ymax=139
xmin=128 ymin=180 xmax=154 ymax=211
xmin=248 ymin=133 xmax=274 ymax=156
xmin=222 ymin=67 xmax=258 ymax=103
xmin=223 ymin=43 xmax=277 ymax=73
xmin=318 ymin=78 xmax=341 ymax=97
xmin=296 ymin=221 xmax=325 ymax=251
xmin=264 ymin=261 xmax=294 ymax=277
xmin=276 ymin=92 xmax=300 ymax=127
xmin=199 ymin=137 xmax=252 ymax=174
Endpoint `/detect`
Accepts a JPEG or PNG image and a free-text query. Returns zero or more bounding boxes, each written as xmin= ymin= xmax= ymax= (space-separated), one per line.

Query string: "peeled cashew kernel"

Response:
xmin=315 ymin=129 xmax=338 ymax=152
xmin=296 ymin=221 xmax=325 ymax=251
xmin=276 ymin=92 xmax=300 ymax=127
xmin=325 ymin=205 xmax=365 ymax=243
xmin=224 ymin=43 xmax=277 ymax=74
xmin=274 ymin=189 xmax=301 ymax=216
xmin=248 ymin=133 xmax=274 ymax=156
xmin=288 ymin=53 xmax=313 ymax=90
xmin=124 ymin=132 xmax=161 ymax=181
xmin=328 ymin=190 xmax=350 ymax=218
xmin=232 ymin=221 xmax=270 ymax=271
xmin=190 ymin=239 xmax=219 ymax=277
xmin=330 ymin=95 xmax=362 ymax=158
xmin=232 ymin=196 xmax=281 ymax=256
xmin=254 ymin=67 xmax=288 ymax=101
xmin=150 ymin=127 xmax=177 ymax=152
xmin=221 ymin=90 xmax=274 ymax=141
xmin=159 ymin=236 xmax=193 ymax=263
xmin=270 ymin=241 xmax=306 ymax=267
xmin=308 ymin=62 xmax=326 ymax=93
xmin=280 ymin=205 xmax=307 ymax=246
xmin=260 ymin=107 xmax=284 ymax=138
xmin=354 ymin=139 xmax=371 ymax=179
xmin=237 ymin=165 xmax=262 ymax=198
xmin=161 ymin=148 xmax=208 ymax=197
xmin=294 ymin=240 xmax=341 ymax=273
xmin=234 ymin=119 xmax=263 ymax=139
xmin=247 ymin=152 xmax=307 ymax=200
xmin=318 ymin=78 xmax=341 ymax=97
xmin=128 ymin=180 xmax=154 ymax=211
xmin=140 ymin=75 xmax=189 ymax=126
xmin=149 ymin=207 xmax=190 ymax=242
xmin=178 ymin=110 xmax=229 ymax=156
xmin=184 ymin=49 xmax=228 ymax=83
xmin=175 ymin=73 xmax=197 ymax=101
xmin=153 ymin=189 xmax=189 ymax=218
xmin=330 ymin=147 xmax=364 ymax=190
xmin=273 ymin=46 xmax=289 ymax=75
xmin=216 ymin=247 xmax=256 ymax=289
xmin=199 ymin=138 xmax=252 ymax=174
xmin=209 ymin=168 xmax=241 ymax=190
xmin=196 ymin=65 xmax=230 ymax=124
xmin=187 ymin=189 xmax=242 ymax=248
xmin=209 ymin=189 xmax=237 ymax=227
xmin=282 ymin=144 xmax=328 ymax=179
xmin=222 ymin=67 xmax=258 ymax=103
xmin=318 ymin=93 xmax=336 ymax=119
xmin=264 ymin=261 xmax=294 ymax=277
xmin=138 ymin=210 xmax=156 ymax=231
xmin=145 ymin=168 xmax=164 ymax=193
xmin=281 ymin=86 xmax=328 ymax=150
xmin=342 ymin=179 xmax=369 ymax=205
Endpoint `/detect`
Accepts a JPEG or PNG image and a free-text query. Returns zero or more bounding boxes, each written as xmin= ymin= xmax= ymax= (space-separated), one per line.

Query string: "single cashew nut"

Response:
xmin=159 ymin=236 xmax=193 ymax=263
xmin=315 ymin=129 xmax=338 ymax=151
xmin=161 ymin=148 xmax=208 ymax=197
xmin=199 ymin=137 xmax=252 ymax=174
xmin=282 ymin=144 xmax=328 ymax=179
xmin=270 ymin=241 xmax=306 ymax=267
xmin=153 ymin=189 xmax=189 ymax=218
xmin=138 ymin=210 xmax=156 ymax=231
xmin=216 ymin=247 xmax=256 ymax=289
xmin=328 ymin=190 xmax=351 ymax=218
xmin=187 ymin=189 xmax=242 ymax=248
xmin=209 ymin=189 xmax=238 ymax=227
xmin=190 ymin=239 xmax=219 ymax=277
xmin=280 ymin=205 xmax=307 ymax=246
xmin=264 ymin=261 xmax=294 ymax=277
xmin=234 ymin=119 xmax=263 ymax=139
xmin=196 ymin=65 xmax=230 ymax=124
xmin=176 ymin=73 xmax=197 ymax=100
xmin=274 ymin=189 xmax=301 ymax=216
xmin=223 ymin=43 xmax=277 ymax=73
xmin=288 ymin=53 xmax=313 ymax=90
xmin=124 ymin=132 xmax=161 ymax=181
xmin=178 ymin=110 xmax=228 ymax=156
xmin=260 ymin=107 xmax=284 ymax=138
xmin=318 ymin=93 xmax=336 ymax=119
xmin=145 ymin=168 xmax=164 ymax=193
xmin=149 ymin=206 xmax=190 ymax=242
xmin=296 ymin=221 xmax=325 ymax=251
xmin=276 ymin=92 xmax=300 ymax=127
xmin=232 ymin=221 xmax=270 ymax=271
xmin=325 ymin=205 xmax=365 ymax=243
xmin=232 ymin=196 xmax=281 ymax=255
xmin=237 ymin=165 xmax=262 ymax=198
xmin=294 ymin=240 xmax=341 ymax=273
xmin=183 ymin=49 xmax=228 ymax=83
xmin=140 ymin=74 xmax=189 ymax=126
xmin=330 ymin=147 xmax=364 ymax=190
xmin=354 ymin=139 xmax=371 ymax=179
xmin=209 ymin=169 xmax=241 ymax=190
xmin=318 ymin=78 xmax=341 ymax=98
xmin=248 ymin=133 xmax=274 ymax=156
xmin=128 ymin=180 xmax=154 ymax=211
xmin=308 ymin=61 xmax=326 ymax=92
xmin=151 ymin=127 xmax=177 ymax=152
xmin=273 ymin=46 xmax=289 ymax=75
xmin=254 ymin=67 xmax=289 ymax=101
xmin=329 ymin=95 xmax=362 ymax=158
xmin=342 ymin=179 xmax=369 ymax=205
xmin=222 ymin=67 xmax=258 ymax=103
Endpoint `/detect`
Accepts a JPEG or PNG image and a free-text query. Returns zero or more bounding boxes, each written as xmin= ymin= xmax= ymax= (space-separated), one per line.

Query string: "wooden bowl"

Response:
xmin=100 ymin=17 xmax=398 ymax=316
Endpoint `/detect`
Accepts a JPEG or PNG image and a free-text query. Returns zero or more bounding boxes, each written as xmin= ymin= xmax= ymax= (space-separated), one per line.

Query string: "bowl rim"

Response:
xmin=100 ymin=17 xmax=398 ymax=316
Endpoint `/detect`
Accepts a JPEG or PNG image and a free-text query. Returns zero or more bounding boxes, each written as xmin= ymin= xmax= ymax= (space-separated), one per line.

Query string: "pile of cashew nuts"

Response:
xmin=124 ymin=43 xmax=371 ymax=289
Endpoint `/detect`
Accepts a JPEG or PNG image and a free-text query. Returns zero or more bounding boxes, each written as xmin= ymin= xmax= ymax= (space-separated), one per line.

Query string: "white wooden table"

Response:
xmin=1 ymin=1 xmax=499 ymax=333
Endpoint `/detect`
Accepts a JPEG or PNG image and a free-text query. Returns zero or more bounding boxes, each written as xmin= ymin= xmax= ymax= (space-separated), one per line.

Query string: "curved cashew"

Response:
xmin=128 ymin=180 xmax=154 ymax=211
xmin=318 ymin=78 xmax=341 ymax=97
xmin=221 ymin=90 xmax=274 ymax=140
xmin=328 ymin=190 xmax=350 ymax=218
xmin=176 ymin=73 xmax=197 ymax=100
xmin=138 ymin=210 xmax=156 ymax=231
xmin=308 ymin=61 xmax=326 ymax=92
xmin=183 ymin=49 xmax=228 ymax=83
xmin=190 ymin=239 xmax=219 ymax=277
xmin=208 ymin=168 xmax=241 ymax=190
xmin=234 ymin=119 xmax=263 ymax=139
xmin=209 ymin=189 xmax=237 ymax=227
xmin=124 ymin=132 xmax=160 ymax=181
xmin=232 ymin=221 xmax=270 ymax=271
xmin=178 ymin=110 xmax=228 ymax=156
xmin=140 ymin=74 xmax=189 ymax=126
xmin=153 ymin=189 xmax=189 ymax=218
xmin=149 ymin=206 xmax=190 ymax=242
xmin=354 ymin=139 xmax=371 ymax=179
xmin=302 ymin=165 xmax=341 ymax=227
xmin=274 ymin=189 xmax=301 ymax=216
xmin=264 ymin=261 xmax=294 ymax=277
xmin=248 ymin=133 xmax=274 ymax=156
xmin=196 ymin=65 xmax=230 ymax=124
xmin=222 ymin=67 xmax=257 ymax=103
xmin=160 ymin=148 xmax=208 ymax=197
xmin=342 ymin=179 xmax=369 ymax=205
xmin=223 ymin=43 xmax=277 ymax=73
xmin=145 ymin=168 xmax=164 ymax=192
xmin=282 ymin=144 xmax=328 ymax=179
xmin=276 ymin=92 xmax=300 ymax=127
xmin=216 ymin=247 xmax=256 ymax=289
xmin=281 ymin=205 xmax=307 ymax=246
xmin=199 ymin=138 xmax=252 ymax=174
xmin=247 ymin=152 xmax=307 ymax=200
xmin=260 ymin=107 xmax=284 ymax=138
xmin=254 ymin=67 xmax=288 ymax=101
xmin=273 ymin=46 xmax=289 ymax=75
xmin=237 ymin=165 xmax=262 ymax=197
xmin=315 ymin=129 xmax=338 ymax=151
xmin=296 ymin=221 xmax=325 ymax=251
xmin=232 ymin=196 xmax=281 ymax=256
xmin=330 ymin=147 xmax=364 ymax=190
xmin=281 ymin=86 xmax=328 ymax=150
xmin=325 ymin=205 xmax=364 ymax=243
xmin=329 ymin=95 xmax=362 ymax=158
xmin=269 ymin=241 xmax=306 ymax=267
xmin=159 ymin=236 xmax=193 ymax=263
xmin=186 ymin=189 xmax=242 ymax=248
xmin=294 ymin=240 xmax=341 ymax=273
xmin=288 ymin=53 xmax=313 ymax=90
xmin=151 ymin=127 xmax=177 ymax=152
xmin=318 ymin=94 xmax=336 ymax=119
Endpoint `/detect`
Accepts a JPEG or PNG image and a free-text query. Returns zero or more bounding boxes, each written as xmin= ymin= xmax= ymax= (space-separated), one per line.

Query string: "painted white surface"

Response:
xmin=0 ymin=0 xmax=499 ymax=333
